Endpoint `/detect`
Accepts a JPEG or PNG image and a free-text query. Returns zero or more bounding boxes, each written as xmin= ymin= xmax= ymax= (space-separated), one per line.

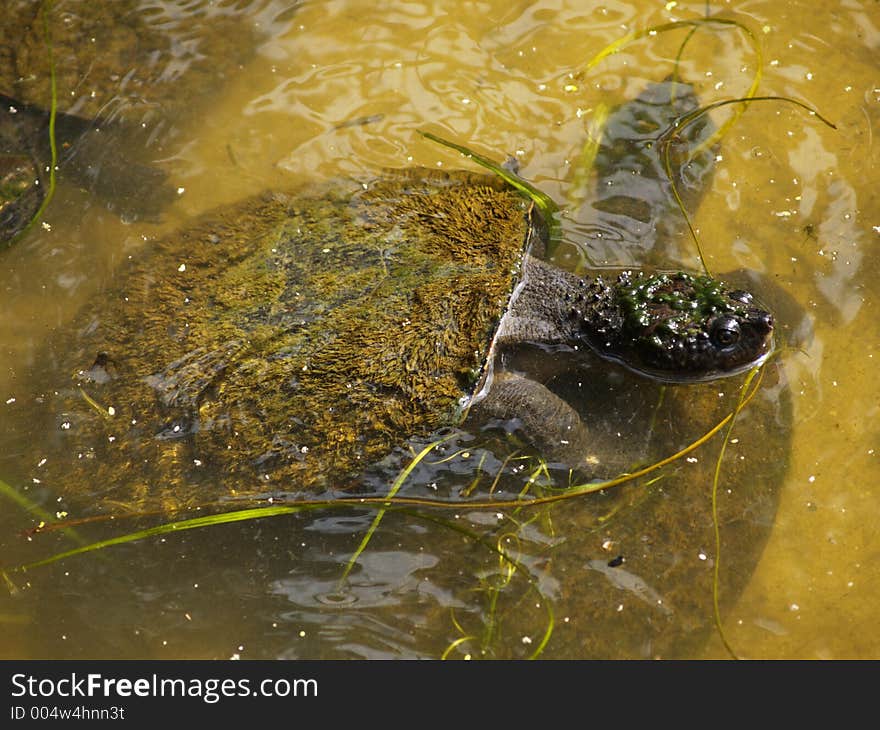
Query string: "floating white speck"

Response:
xmin=107 ymin=406 xmax=115 ymax=416
xmin=178 ymin=263 xmax=186 ymax=272
xmin=5 ymin=397 xmax=14 ymax=404
xmin=521 ymin=636 xmax=532 ymax=644
xmin=177 ymin=187 xmax=185 ymax=195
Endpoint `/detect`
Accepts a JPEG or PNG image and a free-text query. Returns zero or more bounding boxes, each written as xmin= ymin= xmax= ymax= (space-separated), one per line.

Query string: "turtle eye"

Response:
xmin=710 ymin=316 xmax=741 ymax=348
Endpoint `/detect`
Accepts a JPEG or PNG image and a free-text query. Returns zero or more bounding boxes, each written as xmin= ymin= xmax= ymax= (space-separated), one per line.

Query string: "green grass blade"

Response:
xmin=661 ymin=95 xmax=837 ymax=274
xmin=584 ymin=18 xmax=759 ymax=78
xmin=337 ymin=432 xmax=457 ymax=587
xmin=582 ymin=17 xmax=764 ymax=157
xmin=0 ymin=477 xmax=86 ymax=545
xmin=528 ymin=596 xmax=554 ymax=659
xmin=9 ymin=504 xmax=320 ymax=572
xmin=567 ymin=101 xmax=609 ymax=208
xmin=14 ymin=374 xmax=769 ymax=566
xmin=709 ymin=364 xmax=762 ymax=660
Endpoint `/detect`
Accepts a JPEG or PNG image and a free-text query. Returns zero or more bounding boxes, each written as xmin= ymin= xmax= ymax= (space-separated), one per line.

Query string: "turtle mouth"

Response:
xmin=646 ymin=336 xmax=775 ymax=383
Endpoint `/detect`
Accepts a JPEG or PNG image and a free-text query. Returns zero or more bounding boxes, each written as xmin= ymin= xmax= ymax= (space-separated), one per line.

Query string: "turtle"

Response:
xmin=4 ymin=157 xmax=773 ymax=515
xmin=0 ymin=0 xmax=291 ymax=243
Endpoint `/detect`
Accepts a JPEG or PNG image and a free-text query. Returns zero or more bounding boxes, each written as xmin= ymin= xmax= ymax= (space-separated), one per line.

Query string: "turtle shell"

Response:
xmin=15 ymin=170 xmax=535 ymax=512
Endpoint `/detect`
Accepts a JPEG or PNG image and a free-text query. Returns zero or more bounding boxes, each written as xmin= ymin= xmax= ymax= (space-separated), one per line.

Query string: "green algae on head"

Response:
xmin=566 ymin=270 xmax=774 ymax=382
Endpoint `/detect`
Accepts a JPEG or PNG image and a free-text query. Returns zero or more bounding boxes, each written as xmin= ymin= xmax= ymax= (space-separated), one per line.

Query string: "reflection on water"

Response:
xmin=1 ymin=0 xmax=878 ymax=659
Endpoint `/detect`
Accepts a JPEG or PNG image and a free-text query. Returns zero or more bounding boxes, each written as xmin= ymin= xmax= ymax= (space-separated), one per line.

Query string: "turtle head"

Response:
xmin=583 ymin=271 xmax=775 ymax=382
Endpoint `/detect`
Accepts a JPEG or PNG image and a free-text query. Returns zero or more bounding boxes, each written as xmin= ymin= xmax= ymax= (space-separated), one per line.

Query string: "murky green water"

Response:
xmin=0 ymin=0 xmax=877 ymax=659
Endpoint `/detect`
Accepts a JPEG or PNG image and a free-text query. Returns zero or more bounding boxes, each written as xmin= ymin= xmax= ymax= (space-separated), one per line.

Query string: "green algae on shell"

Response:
xmin=20 ymin=171 xmax=534 ymax=512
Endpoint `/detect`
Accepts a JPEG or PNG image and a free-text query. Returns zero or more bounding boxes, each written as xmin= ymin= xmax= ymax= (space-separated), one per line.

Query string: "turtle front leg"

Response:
xmin=466 ymin=370 xmax=602 ymax=478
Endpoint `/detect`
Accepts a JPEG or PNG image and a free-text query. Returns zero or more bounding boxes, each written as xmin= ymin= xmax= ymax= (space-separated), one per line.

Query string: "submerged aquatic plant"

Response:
xmin=7 ymin=366 xmax=765 ymax=560
xmin=659 ymin=95 xmax=836 ymax=275
xmin=581 ymin=16 xmax=764 ymax=152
